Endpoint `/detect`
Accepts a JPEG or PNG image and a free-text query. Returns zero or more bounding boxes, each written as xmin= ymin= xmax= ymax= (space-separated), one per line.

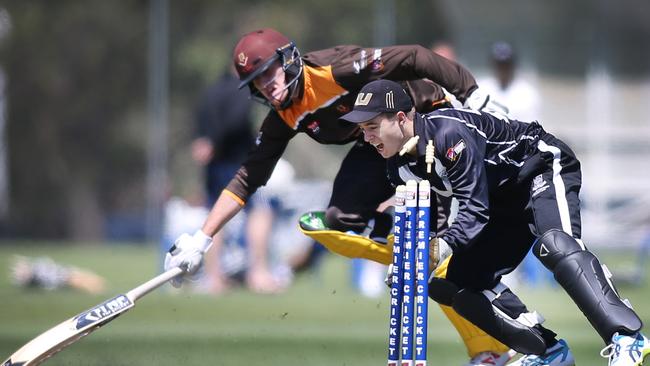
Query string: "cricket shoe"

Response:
xmin=508 ymin=339 xmax=574 ymax=366
xmin=601 ymin=332 xmax=650 ymax=366
xmin=464 ymin=349 xmax=517 ymax=365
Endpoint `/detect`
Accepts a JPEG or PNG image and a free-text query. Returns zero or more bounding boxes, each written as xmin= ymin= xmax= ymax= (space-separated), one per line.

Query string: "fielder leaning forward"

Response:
xmin=340 ymin=79 xmax=650 ymax=366
xmin=164 ymin=28 xmax=513 ymax=365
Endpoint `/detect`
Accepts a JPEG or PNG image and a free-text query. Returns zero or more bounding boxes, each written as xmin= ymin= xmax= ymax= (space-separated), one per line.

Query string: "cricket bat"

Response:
xmin=3 ymin=266 xmax=184 ymax=366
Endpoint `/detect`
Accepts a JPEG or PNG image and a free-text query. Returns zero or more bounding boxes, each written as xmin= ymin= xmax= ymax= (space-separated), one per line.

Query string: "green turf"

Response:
xmin=0 ymin=242 xmax=648 ymax=365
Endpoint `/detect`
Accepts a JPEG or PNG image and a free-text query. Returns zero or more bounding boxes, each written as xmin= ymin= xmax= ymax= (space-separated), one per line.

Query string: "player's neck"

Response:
xmin=399 ymin=119 xmax=417 ymax=157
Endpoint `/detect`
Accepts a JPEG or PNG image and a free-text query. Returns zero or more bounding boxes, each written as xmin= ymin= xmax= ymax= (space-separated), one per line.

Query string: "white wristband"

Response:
xmin=194 ymin=230 xmax=213 ymax=252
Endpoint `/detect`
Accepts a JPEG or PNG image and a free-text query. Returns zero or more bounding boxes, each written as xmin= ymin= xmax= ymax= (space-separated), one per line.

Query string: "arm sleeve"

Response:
xmin=224 ymin=112 xmax=296 ymax=203
xmin=435 ymin=125 xmax=490 ymax=251
xmin=373 ymin=45 xmax=478 ymax=103
xmin=324 ymin=45 xmax=477 ymax=103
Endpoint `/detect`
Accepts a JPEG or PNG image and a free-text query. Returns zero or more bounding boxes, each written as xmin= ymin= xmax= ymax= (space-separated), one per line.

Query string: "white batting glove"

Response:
xmin=464 ymin=87 xmax=509 ymax=117
xmin=164 ymin=230 xmax=213 ymax=288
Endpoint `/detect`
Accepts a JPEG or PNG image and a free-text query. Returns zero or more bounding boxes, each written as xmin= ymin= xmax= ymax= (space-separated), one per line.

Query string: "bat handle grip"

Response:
xmin=127 ymin=267 xmax=185 ymax=300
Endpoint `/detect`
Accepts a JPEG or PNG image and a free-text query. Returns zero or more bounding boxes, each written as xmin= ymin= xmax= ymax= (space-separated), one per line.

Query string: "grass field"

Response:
xmin=0 ymin=242 xmax=648 ymax=365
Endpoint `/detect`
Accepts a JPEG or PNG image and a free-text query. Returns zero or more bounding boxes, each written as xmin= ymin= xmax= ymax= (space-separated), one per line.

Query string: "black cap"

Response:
xmin=340 ymin=79 xmax=413 ymax=123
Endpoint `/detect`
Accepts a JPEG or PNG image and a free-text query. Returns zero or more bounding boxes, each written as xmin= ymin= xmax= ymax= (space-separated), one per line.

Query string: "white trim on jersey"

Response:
xmin=426 ymin=115 xmax=488 ymax=139
xmin=397 ymin=156 xmax=453 ymax=197
xmin=425 ymin=114 xmax=542 ymax=168
xmin=537 ymin=140 xmax=573 ymax=236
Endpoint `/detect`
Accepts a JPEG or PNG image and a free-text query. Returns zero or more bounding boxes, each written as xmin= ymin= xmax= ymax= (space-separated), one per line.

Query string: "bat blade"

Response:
xmin=3 ymin=294 xmax=134 ymax=366
xmin=3 ymin=267 xmax=183 ymax=366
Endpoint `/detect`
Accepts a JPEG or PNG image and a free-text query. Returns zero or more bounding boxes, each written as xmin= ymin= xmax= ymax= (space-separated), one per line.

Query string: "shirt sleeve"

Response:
xmin=225 ymin=112 xmax=296 ymax=202
xmin=434 ymin=123 xmax=490 ymax=251
xmin=372 ymin=45 xmax=478 ymax=103
xmin=324 ymin=45 xmax=477 ymax=103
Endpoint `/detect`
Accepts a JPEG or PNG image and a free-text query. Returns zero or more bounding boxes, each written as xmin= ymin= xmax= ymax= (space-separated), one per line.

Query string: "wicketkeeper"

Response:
xmin=165 ymin=28 xmax=515 ymax=366
xmin=340 ymin=79 xmax=650 ymax=366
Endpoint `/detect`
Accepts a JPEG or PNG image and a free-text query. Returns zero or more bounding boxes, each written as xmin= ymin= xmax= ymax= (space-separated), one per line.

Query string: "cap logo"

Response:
xmin=237 ymin=52 xmax=248 ymax=67
xmin=385 ymin=91 xmax=394 ymax=109
xmin=355 ymin=92 xmax=373 ymax=106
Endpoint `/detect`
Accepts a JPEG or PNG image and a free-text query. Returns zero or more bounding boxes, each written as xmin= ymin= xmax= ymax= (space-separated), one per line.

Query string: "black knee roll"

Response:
xmin=534 ymin=229 xmax=643 ymax=343
xmin=428 ymin=277 xmax=458 ymax=306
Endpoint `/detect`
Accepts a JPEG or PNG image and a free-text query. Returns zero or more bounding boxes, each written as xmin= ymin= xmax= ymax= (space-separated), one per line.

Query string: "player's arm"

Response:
xmin=431 ymin=122 xmax=490 ymax=251
xmin=164 ymin=113 xmax=295 ymax=285
xmin=372 ymin=45 xmax=505 ymax=113
xmin=368 ymin=45 xmax=478 ymax=103
xmin=316 ymin=45 xmax=472 ymax=100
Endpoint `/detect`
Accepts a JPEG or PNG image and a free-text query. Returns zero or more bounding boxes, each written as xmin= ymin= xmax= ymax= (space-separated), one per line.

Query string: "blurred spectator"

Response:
xmin=479 ymin=41 xmax=541 ymax=122
xmin=480 ymin=42 xmax=550 ymax=288
xmin=190 ymin=67 xmax=283 ymax=294
xmin=10 ymin=255 xmax=106 ymax=294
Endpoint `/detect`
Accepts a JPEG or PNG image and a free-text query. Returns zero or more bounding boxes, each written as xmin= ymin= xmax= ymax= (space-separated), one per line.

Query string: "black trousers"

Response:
xmin=326 ymin=140 xmax=395 ymax=232
xmin=446 ymin=133 xmax=583 ymax=291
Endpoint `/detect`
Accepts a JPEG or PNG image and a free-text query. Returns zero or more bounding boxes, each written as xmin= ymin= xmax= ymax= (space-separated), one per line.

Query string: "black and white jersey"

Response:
xmin=387 ymin=108 xmax=547 ymax=250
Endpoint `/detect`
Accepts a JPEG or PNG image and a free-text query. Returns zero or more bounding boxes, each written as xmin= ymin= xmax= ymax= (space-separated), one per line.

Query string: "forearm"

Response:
xmin=201 ymin=190 xmax=245 ymax=237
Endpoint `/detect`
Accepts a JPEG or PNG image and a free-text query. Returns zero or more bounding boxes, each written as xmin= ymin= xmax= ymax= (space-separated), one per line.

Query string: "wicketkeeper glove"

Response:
xmin=164 ymin=230 xmax=213 ymax=288
xmin=384 ymin=237 xmax=453 ymax=288
xmin=463 ymin=87 xmax=509 ymax=117
xmin=428 ymin=237 xmax=452 ymax=281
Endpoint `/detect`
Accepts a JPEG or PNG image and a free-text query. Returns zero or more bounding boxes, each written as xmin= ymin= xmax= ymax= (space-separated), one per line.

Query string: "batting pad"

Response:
xmin=298 ymin=211 xmax=393 ymax=265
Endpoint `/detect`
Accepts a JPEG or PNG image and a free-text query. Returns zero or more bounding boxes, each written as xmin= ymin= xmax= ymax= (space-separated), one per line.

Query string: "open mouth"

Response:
xmin=372 ymin=143 xmax=384 ymax=153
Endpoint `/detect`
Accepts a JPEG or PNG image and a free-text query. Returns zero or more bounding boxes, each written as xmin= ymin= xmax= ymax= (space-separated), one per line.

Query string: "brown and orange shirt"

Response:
xmin=224 ymin=44 xmax=478 ymax=204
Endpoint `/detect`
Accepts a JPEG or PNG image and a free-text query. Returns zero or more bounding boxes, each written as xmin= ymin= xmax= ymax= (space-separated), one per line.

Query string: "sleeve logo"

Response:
xmin=445 ymin=139 xmax=466 ymax=162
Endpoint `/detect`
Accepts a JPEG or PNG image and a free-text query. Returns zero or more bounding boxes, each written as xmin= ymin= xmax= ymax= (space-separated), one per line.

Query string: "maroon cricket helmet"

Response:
xmin=232 ymin=29 xmax=303 ymax=109
xmin=233 ymin=29 xmax=299 ymax=88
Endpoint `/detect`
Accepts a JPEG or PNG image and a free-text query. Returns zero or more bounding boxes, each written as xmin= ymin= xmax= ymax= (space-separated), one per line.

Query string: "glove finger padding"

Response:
xmin=429 ymin=237 xmax=452 ymax=277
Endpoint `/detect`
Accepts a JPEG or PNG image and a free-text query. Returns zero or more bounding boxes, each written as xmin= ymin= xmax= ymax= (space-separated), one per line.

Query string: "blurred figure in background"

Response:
xmin=479 ymin=41 xmax=541 ymax=122
xmin=10 ymin=255 xmax=106 ymax=294
xmin=190 ymin=66 xmax=283 ymax=294
xmin=479 ymin=41 xmax=549 ymax=289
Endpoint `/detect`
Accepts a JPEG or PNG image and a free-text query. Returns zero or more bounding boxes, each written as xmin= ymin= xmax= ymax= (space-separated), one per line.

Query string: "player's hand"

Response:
xmin=384 ymin=237 xmax=453 ymax=288
xmin=164 ymin=230 xmax=213 ymax=288
xmin=384 ymin=263 xmax=396 ymax=288
xmin=429 ymin=237 xmax=452 ymax=273
xmin=464 ymin=87 xmax=509 ymax=117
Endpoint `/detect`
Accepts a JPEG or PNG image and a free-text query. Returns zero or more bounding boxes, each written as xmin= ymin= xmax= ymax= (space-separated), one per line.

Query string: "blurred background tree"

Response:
xmin=0 ymin=0 xmax=648 ymax=242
